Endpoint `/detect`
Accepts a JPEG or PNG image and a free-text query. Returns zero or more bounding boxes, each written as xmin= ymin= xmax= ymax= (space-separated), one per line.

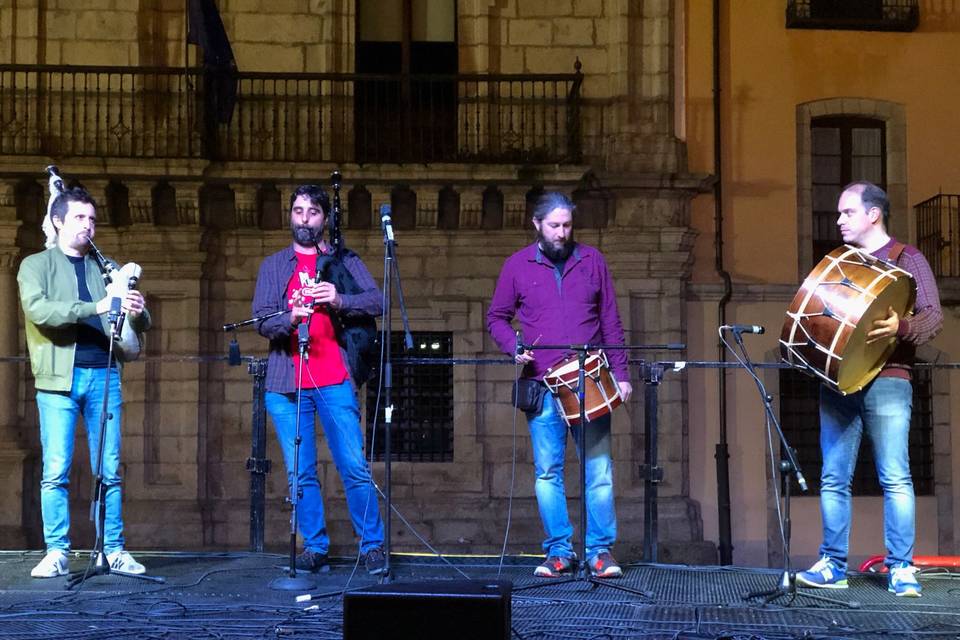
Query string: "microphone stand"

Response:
xmin=270 ymin=317 xmax=317 ymax=591
xmin=723 ymin=329 xmax=857 ymax=608
xmin=378 ymin=213 xmax=414 ymax=583
xmin=66 ymin=298 xmax=164 ymax=589
xmin=510 ymin=342 xmax=676 ymax=600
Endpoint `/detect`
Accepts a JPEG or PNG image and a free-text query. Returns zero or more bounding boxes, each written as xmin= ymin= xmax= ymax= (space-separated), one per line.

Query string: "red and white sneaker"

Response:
xmin=587 ymin=551 xmax=623 ymax=578
xmin=533 ymin=555 xmax=577 ymax=578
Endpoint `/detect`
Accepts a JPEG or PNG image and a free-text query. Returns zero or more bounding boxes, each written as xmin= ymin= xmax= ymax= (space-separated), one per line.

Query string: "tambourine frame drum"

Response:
xmin=780 ymin=245 xmax=916 ymax=395
xmin=542 ymin=350 xmax=623 ymax=426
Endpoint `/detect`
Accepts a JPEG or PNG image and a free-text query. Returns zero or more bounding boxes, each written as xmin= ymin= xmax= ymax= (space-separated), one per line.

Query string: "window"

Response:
xmin=811 ymin=116 xmax=885 ymax=264
xmin=355 ymin=0 xmax=458 ymax=163
xmin=778 ymin=366 xmax=934 ymax=496
xmin=786 ymin=0 xmax=919 ymax=31
xmin=365 ymin=331 xmax=454 ymax=462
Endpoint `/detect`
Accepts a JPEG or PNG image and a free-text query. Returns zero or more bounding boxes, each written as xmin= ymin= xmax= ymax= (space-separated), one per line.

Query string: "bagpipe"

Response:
xmin=314 ymin=171 xmax=379 ymax=385
xmin=45 ymin=166 xmax=144 ymax=362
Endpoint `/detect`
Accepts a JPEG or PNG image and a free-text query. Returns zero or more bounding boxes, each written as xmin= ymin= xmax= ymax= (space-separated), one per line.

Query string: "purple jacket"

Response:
xmin=487 ymin=242 xmax=629 ymax=381
xmin=252 ymin=245 xmax=383 ymax=394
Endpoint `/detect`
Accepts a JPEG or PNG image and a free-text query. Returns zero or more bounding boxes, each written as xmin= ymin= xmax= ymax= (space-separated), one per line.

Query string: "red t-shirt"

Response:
xmin=287 ymin=250 xmax=349 ymax=389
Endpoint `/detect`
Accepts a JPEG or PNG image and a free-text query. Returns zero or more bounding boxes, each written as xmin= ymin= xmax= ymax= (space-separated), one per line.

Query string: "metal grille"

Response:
xmin=0 ymin=65 xmax=202 ymax=158
xmin=916 ymin=193 xmax=960 ymax=278
xmin=779 ymin=367 xmax=934 ymax=495
xmin=0 ymin=64 xmax=582 ymax=164
xmin=365 ymin=331 xmax=453 ymax=462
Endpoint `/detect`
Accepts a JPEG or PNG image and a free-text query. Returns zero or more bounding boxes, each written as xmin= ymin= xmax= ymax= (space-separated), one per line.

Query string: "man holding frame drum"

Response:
xmin=795 ymin=182 xmax=942 ymax=597
xmin=487 ymin=191 xmax=632 ymax=579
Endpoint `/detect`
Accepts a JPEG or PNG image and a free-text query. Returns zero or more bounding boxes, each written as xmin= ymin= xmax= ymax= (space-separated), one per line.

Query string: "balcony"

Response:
xmin=0 ymin=64 xmax=583 ymax=166
xmin=916 ymin=193 xmax=960 ymax=277
xmin=915 ymin=192 xmax=960 ymax=304
xmin=786 ymin=0 xmax=919 ymax=32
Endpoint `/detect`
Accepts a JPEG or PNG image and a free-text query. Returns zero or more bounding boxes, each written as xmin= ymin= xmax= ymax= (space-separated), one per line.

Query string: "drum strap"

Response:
xmin=888 ymin=241 xmax=906 ymax=265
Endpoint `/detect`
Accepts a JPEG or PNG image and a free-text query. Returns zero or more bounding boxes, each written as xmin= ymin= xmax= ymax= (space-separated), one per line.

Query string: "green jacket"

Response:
xmin=17 ymin=245 xmax=151 ymax=391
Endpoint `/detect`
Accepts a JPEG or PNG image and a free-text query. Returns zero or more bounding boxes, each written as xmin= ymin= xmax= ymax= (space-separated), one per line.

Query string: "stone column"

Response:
xmin=416 ymin=188 xmax=439 ymax=228
xmin=126 ymin=181 xmax=155 ymax=225
xmin=175 ymin=182 xmax=203 ymax=226
xmin=0 ymin=180 xmax=27 ymax=546
xmin=501 ymin=185 xmax=529 ymax=229
xmin=83 ymin=180 xmax=112 ymax=225
xmin=460 ymin=188 xmax=484 ymax=229
xmin=232 ymin=184 xmax=259 ymax=229
xmin=114 ymin=220 xmax=208 ymax=547
xmin=597 ymin=0 xmax=683 ymax=173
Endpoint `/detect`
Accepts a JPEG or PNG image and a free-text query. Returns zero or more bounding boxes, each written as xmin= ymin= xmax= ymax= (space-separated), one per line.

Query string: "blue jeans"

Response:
xmin=526 ymin=393 xmax=616 ymax=560
xmin=266 ymin=380 xmax=384 ymax=555
xmin=819 ymin=377 xmax=915 ymax=571
xmin=36 ymin=366 xmax=125 ymax=554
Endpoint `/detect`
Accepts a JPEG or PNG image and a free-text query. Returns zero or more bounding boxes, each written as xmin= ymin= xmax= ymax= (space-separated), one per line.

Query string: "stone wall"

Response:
xmin=0 ymin=166 xmax=711 ymax=561
xmin=0 ymin=0 xmax=714 ymax=563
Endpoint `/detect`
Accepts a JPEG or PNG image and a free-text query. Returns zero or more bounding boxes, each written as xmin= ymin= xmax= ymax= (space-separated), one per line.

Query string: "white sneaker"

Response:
xmin=31 ymin=549 xmax=69 ymax=578
xmin=107 ymin=550 xmax=146 ymax=575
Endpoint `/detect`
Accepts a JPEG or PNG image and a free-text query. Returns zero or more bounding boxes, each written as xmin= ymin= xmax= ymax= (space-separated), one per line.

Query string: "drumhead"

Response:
xmin=780 ymin=244 xmax=917 ymax=395
xmin=836 ymin=273 xmax=914 ymax=394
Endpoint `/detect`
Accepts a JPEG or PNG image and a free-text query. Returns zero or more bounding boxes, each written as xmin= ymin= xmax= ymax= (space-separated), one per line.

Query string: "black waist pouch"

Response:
xmin=512 ymin=378 xmax=547 ymax=413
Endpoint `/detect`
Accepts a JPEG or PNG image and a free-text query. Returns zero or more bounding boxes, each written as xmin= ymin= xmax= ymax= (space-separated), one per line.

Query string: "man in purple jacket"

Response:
xmin=487 ymin=191 xmax=633 ymax=578
xmin=797 ymin=181 xmax=942 ymax=598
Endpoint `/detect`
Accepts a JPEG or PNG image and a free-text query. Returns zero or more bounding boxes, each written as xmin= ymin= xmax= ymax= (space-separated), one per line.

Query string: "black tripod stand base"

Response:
xmin=511 ymin=571 xmax=654 ymax=601
xmin=65 ymin=555 xmax=166 ymax=590
xmin=588 ymin=576 xmax=654 ymax=599
xmin=744 ymin=571 xmax=859 ymax=608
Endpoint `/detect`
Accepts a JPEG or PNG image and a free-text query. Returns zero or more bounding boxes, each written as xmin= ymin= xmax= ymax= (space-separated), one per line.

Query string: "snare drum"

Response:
xmin=543 ymin=350 xmax=623 ymax=426
xmin=780 ymin=244 xmax=916 ymax=395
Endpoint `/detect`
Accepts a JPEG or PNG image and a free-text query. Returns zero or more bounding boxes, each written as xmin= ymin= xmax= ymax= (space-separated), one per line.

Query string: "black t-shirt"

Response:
xmin=68 ymin=255 xmax=111 ymax=368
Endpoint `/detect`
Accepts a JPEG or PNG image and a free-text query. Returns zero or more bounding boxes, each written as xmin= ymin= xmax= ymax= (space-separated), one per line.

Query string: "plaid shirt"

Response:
xmin=873 ymin=238 xmax=943 ymax=378
xmin=252 ymin=245 xmax=382 ymax=394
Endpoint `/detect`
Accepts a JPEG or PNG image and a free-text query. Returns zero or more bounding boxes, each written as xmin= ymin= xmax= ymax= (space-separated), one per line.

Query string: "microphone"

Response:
xmin=108 ymin=296 xmax=122 ymax=326
xmin=228 ymin=337 xmax=241 ymax=366
xmin=380 ymin=204 xmax=395 ymax=242
xmin=297 ymin=320 xmax=310 ymax=356
xmin=515 ymin=331 xmax=524 ymax=356
xmin=721 ymin=324 xmax=765 ymax=334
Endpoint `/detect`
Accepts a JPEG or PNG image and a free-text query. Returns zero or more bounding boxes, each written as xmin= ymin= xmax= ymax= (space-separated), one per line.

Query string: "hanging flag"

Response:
xmin=187 ymin=0 xmax=237 ymax=124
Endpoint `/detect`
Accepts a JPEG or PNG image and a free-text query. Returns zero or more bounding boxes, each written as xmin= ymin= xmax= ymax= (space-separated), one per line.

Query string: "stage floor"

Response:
xmin=1 ymin=551 xmax=958 ymax=639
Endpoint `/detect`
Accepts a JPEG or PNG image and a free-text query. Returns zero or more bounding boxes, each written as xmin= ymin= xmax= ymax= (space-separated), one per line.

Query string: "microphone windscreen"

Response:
xmin=228 ymin=337 xmax=241 ymax=366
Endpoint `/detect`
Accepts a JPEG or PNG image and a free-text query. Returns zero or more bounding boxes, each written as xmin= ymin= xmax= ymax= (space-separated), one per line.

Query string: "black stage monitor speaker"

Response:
xmin=343 ymin=579 xmax=512 ymax=640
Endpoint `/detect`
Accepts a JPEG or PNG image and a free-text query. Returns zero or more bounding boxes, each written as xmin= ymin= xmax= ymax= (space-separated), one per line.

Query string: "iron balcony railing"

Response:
xmin=786 ymin=0 xmax=919 ymax=31
xmin=0 ymin=64 xmax=583 ymax=165
xmin=915 ymin=193 xmax=960 ymax=278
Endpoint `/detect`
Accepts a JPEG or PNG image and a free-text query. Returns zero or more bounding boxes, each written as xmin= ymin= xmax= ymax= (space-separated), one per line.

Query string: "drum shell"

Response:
xmin=543 ymin=351 xmax=623 ymax=426
xmin=780 ymin=245 xmax=916 ymax=395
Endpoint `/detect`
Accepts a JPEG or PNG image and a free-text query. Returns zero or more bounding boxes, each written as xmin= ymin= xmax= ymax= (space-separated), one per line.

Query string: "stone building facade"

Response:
xmin=0 ymin=0 xmax=714 ymax=561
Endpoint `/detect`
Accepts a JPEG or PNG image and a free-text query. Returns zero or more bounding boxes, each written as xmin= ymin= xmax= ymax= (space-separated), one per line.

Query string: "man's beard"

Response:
xmin=292 ymin=224 xmax=322 ymax=248
xmin=538 ymin=230 xmax=574 ymax=262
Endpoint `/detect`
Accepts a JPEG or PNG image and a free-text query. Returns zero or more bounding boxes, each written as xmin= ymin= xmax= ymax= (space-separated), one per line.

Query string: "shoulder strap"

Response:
xmin=888 ymin=241 xmax=906 ymax=265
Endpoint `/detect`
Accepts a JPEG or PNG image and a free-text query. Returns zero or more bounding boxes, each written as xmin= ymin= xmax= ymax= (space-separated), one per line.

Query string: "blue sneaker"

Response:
xmin=888 ymin=562 xmax=921 ymax=597
xmin=796 ymin=556 xmax=847 ymax=589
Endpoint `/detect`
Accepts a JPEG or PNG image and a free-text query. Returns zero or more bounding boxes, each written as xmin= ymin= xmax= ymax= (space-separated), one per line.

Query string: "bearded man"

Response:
xmin=487 ymin=191 xmax=633 ymax=578
xmin=252 ymin=184 xmax=386 ymax=575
